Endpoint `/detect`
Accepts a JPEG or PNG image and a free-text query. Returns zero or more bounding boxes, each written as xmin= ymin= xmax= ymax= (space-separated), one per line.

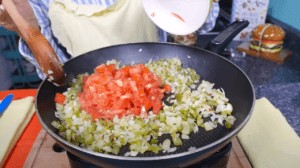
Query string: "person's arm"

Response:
xmin=19 ymin=0 xmax=71 ymax=79
xmin=0 ymin=0 xmax=45 ymax=79
xmin=0 ymin=0 xmax=69 ymax=79
xmin=23 ymin=0 xmax=73 ymax=79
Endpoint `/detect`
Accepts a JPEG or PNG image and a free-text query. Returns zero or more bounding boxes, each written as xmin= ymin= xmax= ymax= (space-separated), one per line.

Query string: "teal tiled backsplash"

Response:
xmin=268 ymin=0 xmax=300 ymax=30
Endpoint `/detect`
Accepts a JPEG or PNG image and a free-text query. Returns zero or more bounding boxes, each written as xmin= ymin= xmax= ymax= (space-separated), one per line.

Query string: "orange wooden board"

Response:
xmin=237 ymin=42 xmax=292 ymax=64
xmin=24 ymin=130 xmax=252 ymax=168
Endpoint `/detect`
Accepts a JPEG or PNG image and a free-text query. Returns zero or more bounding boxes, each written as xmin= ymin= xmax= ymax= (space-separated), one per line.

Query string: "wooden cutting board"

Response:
xmin=24 ymin=129 xmax=252 ymax=168
xmin=237 ymin=42 xmax=292 ymax=64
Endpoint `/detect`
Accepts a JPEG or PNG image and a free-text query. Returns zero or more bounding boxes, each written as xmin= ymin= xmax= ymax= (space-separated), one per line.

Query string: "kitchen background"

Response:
xmin=1 ymin=1 xmax=299 ymax=167
xmin=220 ymin=0 xmax=300 ymax=30
xmin=267 ymin=0 xmax=300 ymax=29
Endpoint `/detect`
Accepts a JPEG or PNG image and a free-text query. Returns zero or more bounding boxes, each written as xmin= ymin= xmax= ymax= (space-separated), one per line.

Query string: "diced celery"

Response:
xmin=65 ymin=117 xmax=72 ymax=125
xmin=51 ymin=120 xmax=61 ymax=129
xmin=150 ymin=137 xmax=158 ymax=144
xmin=221 ymin=111 xmax=228 ymax=116
xmin=190 ymin=109 xmax=198 ymax=118
xmin=159 ymin=113 xmax=166 ymax=122
xmin=149 ymin=145 xmax=160 ymax=153
xmin=59 ymin=125 xmax=66 ymax=132
xmin=224 ymin=110 xmax=232 ymax=115
xmin=120 ymin=137 xmax=127 ymax=146
xmin=150 ymin=123 xmax=159 ymax=132
xmin=206 ymin=100 xmax=218 ymax=106
xmin=135 ymin=118 xmax=146 ymax=127
xmin=84 ymin=134 xmax=94 ymax=145
xmin=112 ymin=145 xmax=120 ymax=155
xmin=181 ymin=121 xmax=191 ymax=135
xmin=225 ymin=121 xmax=232 ymax=129
xmin=175 ymin=94 xmax=183 ymax=102
xmin=172 ymin=136 xmax=183 ymax=146
xmin=66 ymin=130 xmax=72 ymax=142
xmin=196 ymin=116 xmax=204 ymax=127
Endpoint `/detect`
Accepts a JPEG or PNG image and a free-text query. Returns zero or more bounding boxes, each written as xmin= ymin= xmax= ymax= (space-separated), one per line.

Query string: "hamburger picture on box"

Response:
xmin=249 ymin=24 xmax=285 ymax=54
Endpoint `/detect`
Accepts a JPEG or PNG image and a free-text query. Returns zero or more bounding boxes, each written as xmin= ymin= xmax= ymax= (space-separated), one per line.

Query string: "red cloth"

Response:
xmin=0 ymin=89 xmax=42 ymax=168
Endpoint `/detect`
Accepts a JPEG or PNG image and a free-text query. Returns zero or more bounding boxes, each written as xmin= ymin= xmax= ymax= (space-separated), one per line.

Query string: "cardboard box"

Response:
xmin=231 ymin=0 xmax=269 ymax=41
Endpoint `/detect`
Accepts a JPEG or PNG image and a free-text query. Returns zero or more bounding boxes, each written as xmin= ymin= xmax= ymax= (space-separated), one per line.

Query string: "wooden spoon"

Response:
xmin=2 ymin=0 xmax=66 ymax=86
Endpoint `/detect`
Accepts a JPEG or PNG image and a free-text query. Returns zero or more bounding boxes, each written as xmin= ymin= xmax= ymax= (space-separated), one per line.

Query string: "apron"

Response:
xmin=48 ymin=0 xmax=159 ymax=57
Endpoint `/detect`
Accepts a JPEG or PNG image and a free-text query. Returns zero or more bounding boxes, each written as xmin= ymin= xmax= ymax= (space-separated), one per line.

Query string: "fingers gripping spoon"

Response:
xmin=2 ymin=0 xmax=66 ymax=86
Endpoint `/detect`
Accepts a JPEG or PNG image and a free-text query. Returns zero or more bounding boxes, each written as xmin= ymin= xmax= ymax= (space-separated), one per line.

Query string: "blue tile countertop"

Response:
xmin=195 ymin=16 xmax=300 ymax=136
xmin=232 ymin=55 xmax=300 ymax=136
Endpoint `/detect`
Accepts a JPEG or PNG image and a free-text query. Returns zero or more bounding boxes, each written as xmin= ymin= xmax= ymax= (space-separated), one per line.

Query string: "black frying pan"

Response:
xmin=36 ymin=21 xmax=255 ymax=168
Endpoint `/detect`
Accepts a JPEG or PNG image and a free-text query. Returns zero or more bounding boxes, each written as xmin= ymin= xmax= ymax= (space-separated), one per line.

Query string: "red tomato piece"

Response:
xmin=163 ymin=84 xmax=172 ymax=93
xmin=106 ymin=64 xmax=116 ymax=74
xmin=94 ymin=64 xmax=107 ymax=74
xmin=55 ymin=93 xmax=66 ymax=104
xmin=115 ymin=66 xmax=130 ymax=78
xmin=142 ymin=97 xmax=152 ymax=111
xmin=129 ymin=107 xmax=141 ymax=116
xmin=82 ymin=75 xmax=89 ymax=85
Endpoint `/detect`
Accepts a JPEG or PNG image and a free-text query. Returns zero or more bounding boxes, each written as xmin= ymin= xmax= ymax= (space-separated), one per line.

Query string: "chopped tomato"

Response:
xmin=95 ymin=64 xmax=116 ymax=74
xmin=115 ymin=66 xmax=130 ymax=78
xmin=82 ymin=75 xmax=89 ymax=85
xmin=78 ymin=63 xmax=169 ymax=120
xmin=163 ymin=84 xmax=172 ymax=93
xmin=106 ymin=64 xmax=116 ymax=73
xmin=55 ymin=93 xmax=66 ymax=104
xmin=129 ymin=107 xmax=141 ymax=116
xmin=152 ymin=101 xmax=162 ymax=114
xmin=142 ymin=97 xmax=152 ymax=111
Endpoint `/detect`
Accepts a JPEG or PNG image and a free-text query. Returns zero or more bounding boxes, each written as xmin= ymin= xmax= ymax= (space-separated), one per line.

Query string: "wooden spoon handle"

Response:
xmin=2 ymin=0 xmax=66 ymax=86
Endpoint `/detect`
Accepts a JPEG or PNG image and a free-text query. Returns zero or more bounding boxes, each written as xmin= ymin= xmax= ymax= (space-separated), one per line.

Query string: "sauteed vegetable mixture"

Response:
xmin=52 ymin=58 xmax=235 ymax=156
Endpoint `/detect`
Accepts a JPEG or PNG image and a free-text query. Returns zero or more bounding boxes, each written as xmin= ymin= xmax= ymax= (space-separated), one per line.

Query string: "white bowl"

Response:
xmin=142 ymin=0 xmax=212 ymax=35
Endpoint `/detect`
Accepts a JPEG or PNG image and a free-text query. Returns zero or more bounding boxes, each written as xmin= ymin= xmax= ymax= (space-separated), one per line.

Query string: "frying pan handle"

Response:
xmin=206 ymin=20 xmax=249 ymax=54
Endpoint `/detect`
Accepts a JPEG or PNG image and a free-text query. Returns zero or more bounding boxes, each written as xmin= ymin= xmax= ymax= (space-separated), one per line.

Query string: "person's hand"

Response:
xmin=0 ymin=0 xmax=38 ymax=33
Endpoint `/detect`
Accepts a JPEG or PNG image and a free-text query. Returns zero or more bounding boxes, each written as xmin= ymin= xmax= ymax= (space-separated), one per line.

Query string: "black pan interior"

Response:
xmin=36 ymin=42 xmax=255 ymax=158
